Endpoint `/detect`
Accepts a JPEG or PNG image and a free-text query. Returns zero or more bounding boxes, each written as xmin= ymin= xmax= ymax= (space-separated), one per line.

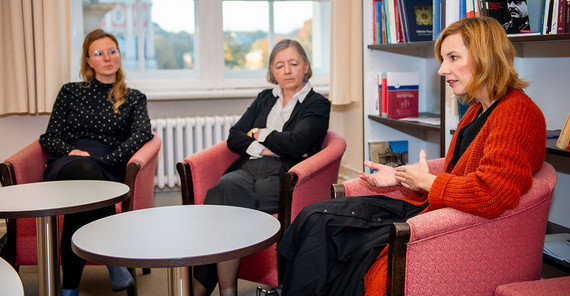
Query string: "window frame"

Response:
xmin=70 ymin=0 xmax=330 ymax=100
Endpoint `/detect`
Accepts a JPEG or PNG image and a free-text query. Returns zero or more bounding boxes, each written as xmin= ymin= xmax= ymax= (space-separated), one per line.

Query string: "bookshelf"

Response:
xmin=363 ymin=1 xmax=570 ymax=229
xmin=362 ymin=1 xmax=446 ymax=167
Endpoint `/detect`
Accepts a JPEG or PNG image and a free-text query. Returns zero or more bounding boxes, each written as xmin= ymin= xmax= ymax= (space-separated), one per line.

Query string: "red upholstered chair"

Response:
xmin=0 ymin=133 xmax=161 ymax=295
xmin=332 ymin=159 xmax=557 ymax=296
xmin=494 ymin=276 xmax=570 ymax=296
xmin=177 ymin=130 xmax=347 ymax=287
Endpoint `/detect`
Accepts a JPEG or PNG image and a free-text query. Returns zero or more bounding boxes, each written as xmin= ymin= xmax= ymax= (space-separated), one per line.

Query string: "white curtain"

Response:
xmin=0 ymin=0 xmax=68 ymax=115
xmin=329 ymin=0 xmax=362 ymax=105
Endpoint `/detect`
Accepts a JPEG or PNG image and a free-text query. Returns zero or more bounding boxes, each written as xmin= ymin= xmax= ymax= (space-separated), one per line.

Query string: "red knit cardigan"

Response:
xmin=364 ymin=89 xmax=546 ymax=296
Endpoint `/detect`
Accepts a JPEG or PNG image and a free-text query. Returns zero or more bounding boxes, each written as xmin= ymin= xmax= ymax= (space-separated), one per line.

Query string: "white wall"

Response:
xmin=0 ymin=97 xmax=363 ymax=183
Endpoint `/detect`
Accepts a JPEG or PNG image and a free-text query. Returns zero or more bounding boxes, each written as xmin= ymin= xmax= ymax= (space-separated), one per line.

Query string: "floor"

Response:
xmin=2 ymin=189 xmax=569 ymax=295
xmin=2 ymin=189 xmax=272 ymax=296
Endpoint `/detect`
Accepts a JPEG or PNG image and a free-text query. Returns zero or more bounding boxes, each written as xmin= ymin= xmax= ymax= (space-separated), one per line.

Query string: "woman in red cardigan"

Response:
xmin=275 ymin=17 xmax=546 ymax=296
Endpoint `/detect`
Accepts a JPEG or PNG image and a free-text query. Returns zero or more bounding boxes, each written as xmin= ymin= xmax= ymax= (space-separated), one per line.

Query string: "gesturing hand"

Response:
xmin=394 ymin=150 xmax=435 ymax=192
xmin=358 ymin=160 xmax=399 ymax=187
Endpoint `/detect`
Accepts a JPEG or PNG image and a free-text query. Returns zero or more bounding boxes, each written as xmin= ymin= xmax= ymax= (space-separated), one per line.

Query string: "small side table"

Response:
xmin=0 ymin=256 xmax=24 ymax=296
xmin=0 ymin=180 xmax=129 ymax=296
xmin=72 ymin=205 xmax=281 ymax=296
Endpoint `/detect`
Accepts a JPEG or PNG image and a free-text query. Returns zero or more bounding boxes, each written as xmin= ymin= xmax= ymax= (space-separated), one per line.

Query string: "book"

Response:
xmin=393 ymin=0 xmax=405 ymax=43
xmin=544 ymin=0 xmax=554 ymax=34
xmin=380 ymin=72 xmax=420 ymax=119
xmin=400 ymin=0 xmax=433 ymax=42
xmin=557 ymin=0 xmax=567 ymax=33
xmin=398 ymin=0 xmax=411 ymax=42
xmin=526 ymin=0 xmax=546 ymax=33
xmin=483 ymin=0 xmax=531 ymax=34
xmin=432 ymin=0 xmax=442 ymax=40
xmin=369 ymin=141 xmax=409 ymax=169
xmin=552 ymin=0 xmax=560 ymax=33
xmin=555 ymin=110 xmax=570 ymax=150
xmin=567 ymin=0 xmax=570 ymax=33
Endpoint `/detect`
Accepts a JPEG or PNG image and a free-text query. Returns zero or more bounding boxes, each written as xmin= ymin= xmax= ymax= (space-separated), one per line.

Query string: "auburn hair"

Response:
xmin=80 ymin=29 xmax=127 ymax=113
xmin=434 ymin=17 xmax=528 ymax=105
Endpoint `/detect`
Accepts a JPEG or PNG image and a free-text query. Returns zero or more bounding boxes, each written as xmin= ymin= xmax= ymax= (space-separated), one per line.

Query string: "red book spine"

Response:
xmin=381 ymin=77 xmax=388 ymax=117
xmin=558 ymin=0 xmax=567 ymax=33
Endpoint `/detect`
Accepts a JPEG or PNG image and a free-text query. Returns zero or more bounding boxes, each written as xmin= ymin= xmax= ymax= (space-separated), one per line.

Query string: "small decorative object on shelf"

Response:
xmin=556 ymin=111 xmax=570 ymax=150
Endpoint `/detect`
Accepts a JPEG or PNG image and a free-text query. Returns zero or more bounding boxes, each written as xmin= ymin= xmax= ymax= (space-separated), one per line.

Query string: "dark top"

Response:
xmin=39 ymin=79 xmax=153 ymax=167
xmin=225 ymin=88 xmax=331 ymax=173
xmin=451 ymin=98 xmax=501 ymax=167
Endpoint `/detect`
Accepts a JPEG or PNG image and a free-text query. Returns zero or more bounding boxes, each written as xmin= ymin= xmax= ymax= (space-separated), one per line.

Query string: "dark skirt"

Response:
xmin=43 ymin=138 xmax=125 ymax=182
xmin=276 ymin=195 xmax=428 ymax=296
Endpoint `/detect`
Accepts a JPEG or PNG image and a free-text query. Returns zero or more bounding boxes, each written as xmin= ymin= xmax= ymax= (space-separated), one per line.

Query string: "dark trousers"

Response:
xmin=195 ymin=157 xmax=284 ymax=293
xmin=52 ymin=158 xmax=116 ymax=289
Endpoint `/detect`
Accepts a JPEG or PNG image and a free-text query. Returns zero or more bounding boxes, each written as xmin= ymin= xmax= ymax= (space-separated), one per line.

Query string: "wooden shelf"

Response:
xmin=546 ymin=138 xmax=570 ymax=157
xmin=367 ymin=34 xmax=570 ymax=55
xmin=369 ymin=112 xmax=441 ymax=133
xmin=509 ymin=33 xmax=570 ymax=44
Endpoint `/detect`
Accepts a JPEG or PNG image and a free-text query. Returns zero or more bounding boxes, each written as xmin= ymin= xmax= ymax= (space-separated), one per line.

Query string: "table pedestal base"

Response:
xmin=168 ymin=266 xmax=190 ymax=296
xmin=36 ymin=215 xmax=60 ymax=296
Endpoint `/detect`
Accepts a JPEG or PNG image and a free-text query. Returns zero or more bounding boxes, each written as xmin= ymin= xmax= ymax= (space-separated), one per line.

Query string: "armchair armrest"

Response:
xmin=331 ymin=158 xmax=446 ymax=199
xmin=1 ymin=141 xmax=49 ymax=186
xmin=123 ymin=132 xmax=161 ymax=212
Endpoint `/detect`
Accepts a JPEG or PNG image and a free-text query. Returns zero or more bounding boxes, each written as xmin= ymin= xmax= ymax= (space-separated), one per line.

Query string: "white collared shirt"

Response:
xmin=246 ymin=82 xmax=312 ymax=158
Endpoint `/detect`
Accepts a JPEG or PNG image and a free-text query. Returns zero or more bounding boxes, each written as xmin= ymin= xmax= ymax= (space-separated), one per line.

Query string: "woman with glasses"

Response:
xmin=39 ymin=29 xmax=153 ymax=296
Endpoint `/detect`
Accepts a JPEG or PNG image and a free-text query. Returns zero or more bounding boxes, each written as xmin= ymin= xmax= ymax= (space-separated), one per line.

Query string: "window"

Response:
xmin=71 ymin=0 xmax=330 ymax=99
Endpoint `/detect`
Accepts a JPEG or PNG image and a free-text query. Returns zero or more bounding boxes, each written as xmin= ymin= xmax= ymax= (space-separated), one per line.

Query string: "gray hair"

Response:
xmin=266 ymin=39 xmax=312 ymax=84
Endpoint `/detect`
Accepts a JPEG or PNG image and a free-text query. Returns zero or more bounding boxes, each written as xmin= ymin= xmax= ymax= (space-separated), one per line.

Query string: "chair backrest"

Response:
xmin=401 ymin=161 xmax=557 ymax=295
xmin=178 ymin=141 xmax=240 ymax=205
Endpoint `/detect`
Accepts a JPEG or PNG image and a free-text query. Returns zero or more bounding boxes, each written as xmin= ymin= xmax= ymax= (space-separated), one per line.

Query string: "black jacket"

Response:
xmin=225 ymin=88 xmax=330 ymax=173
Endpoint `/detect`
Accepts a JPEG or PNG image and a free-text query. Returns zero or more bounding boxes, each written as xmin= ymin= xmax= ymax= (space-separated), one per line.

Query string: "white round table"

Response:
xmin=0 ymin=180 xmax=130 ymax=296
xmin=72 ymin=205 xmax=281 ymax=296
xmin=0 ymin=256 xmax=24 ymax=296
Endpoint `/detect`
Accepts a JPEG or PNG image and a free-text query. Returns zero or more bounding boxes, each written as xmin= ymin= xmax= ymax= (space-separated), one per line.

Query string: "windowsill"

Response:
xmin=142 ymin=84 xmax=330 ymax=101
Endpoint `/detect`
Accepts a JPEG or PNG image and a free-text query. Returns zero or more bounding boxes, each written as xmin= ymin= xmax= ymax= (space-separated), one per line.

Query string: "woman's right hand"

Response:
xmin=359 ymin=160 xmax=399 ymax=187
xmin=68 ymin=149 xmax=90 ymax=157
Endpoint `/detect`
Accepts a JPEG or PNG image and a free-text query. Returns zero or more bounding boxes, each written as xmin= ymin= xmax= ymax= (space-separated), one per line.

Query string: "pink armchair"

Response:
xmin=177 ymin=130 xmax=347 ymax=287
xmin=332 ymin=159 xmax=557 ymax=296
xmin=494 ymin=275 xmax=570 ymax=296
xmin=0 ymin=133 xmax=161 ymax=295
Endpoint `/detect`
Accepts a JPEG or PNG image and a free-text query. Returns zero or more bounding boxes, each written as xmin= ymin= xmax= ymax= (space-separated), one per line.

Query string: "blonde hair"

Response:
xmin=80 ymin=29 xmax=127 ymax=114
xmin=434 ymin=17 xmax=528 ymax=105
xmin=267 ymin=39 xmax=312 ymax=84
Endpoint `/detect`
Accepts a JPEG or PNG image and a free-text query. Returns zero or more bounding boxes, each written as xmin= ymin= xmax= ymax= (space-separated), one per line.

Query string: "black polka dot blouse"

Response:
xmin=39 ymin=79 xmax=153 ymax=166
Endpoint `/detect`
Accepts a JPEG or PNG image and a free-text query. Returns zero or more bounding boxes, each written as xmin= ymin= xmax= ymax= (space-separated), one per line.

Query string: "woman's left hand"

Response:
xmin=394 ymin=150 xmax=436 ymax=192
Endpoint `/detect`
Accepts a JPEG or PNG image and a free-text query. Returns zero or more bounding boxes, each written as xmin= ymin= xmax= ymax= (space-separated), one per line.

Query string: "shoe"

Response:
xmin=61 ymin=289 xmax=78 ymax=296
xmin=106 ymin=265 xmax=135 ymax=292
xmin=256 ymin=286 xmax=280 ymax=296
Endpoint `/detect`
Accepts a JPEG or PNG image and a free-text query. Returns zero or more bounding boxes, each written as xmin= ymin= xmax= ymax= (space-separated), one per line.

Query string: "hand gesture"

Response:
xmin=394 ymin=150 xmax=435 ymax=192
xmin=359 ymin=160 xmax=399 ymax=187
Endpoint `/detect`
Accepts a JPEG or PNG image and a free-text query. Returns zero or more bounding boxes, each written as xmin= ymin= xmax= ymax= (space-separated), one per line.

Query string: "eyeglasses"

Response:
xmin=91 ymin=48 xmax=120 ymax=58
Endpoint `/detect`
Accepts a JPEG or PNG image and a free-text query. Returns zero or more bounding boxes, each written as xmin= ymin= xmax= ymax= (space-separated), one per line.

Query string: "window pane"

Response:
xmin=223 ymin=1 xmax=269 ymax=71
xmin=274 ymin=1 xmax=329 ymax=74
xmin=150 ymin=0 xmax=196 ymax=70
xmin=82 ymin=0 xmax=196 ymax=72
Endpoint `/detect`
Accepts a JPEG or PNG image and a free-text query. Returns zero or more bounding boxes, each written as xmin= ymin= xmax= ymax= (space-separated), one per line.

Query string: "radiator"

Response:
xmin=151 ymin=115 xmax=240 ymax=189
